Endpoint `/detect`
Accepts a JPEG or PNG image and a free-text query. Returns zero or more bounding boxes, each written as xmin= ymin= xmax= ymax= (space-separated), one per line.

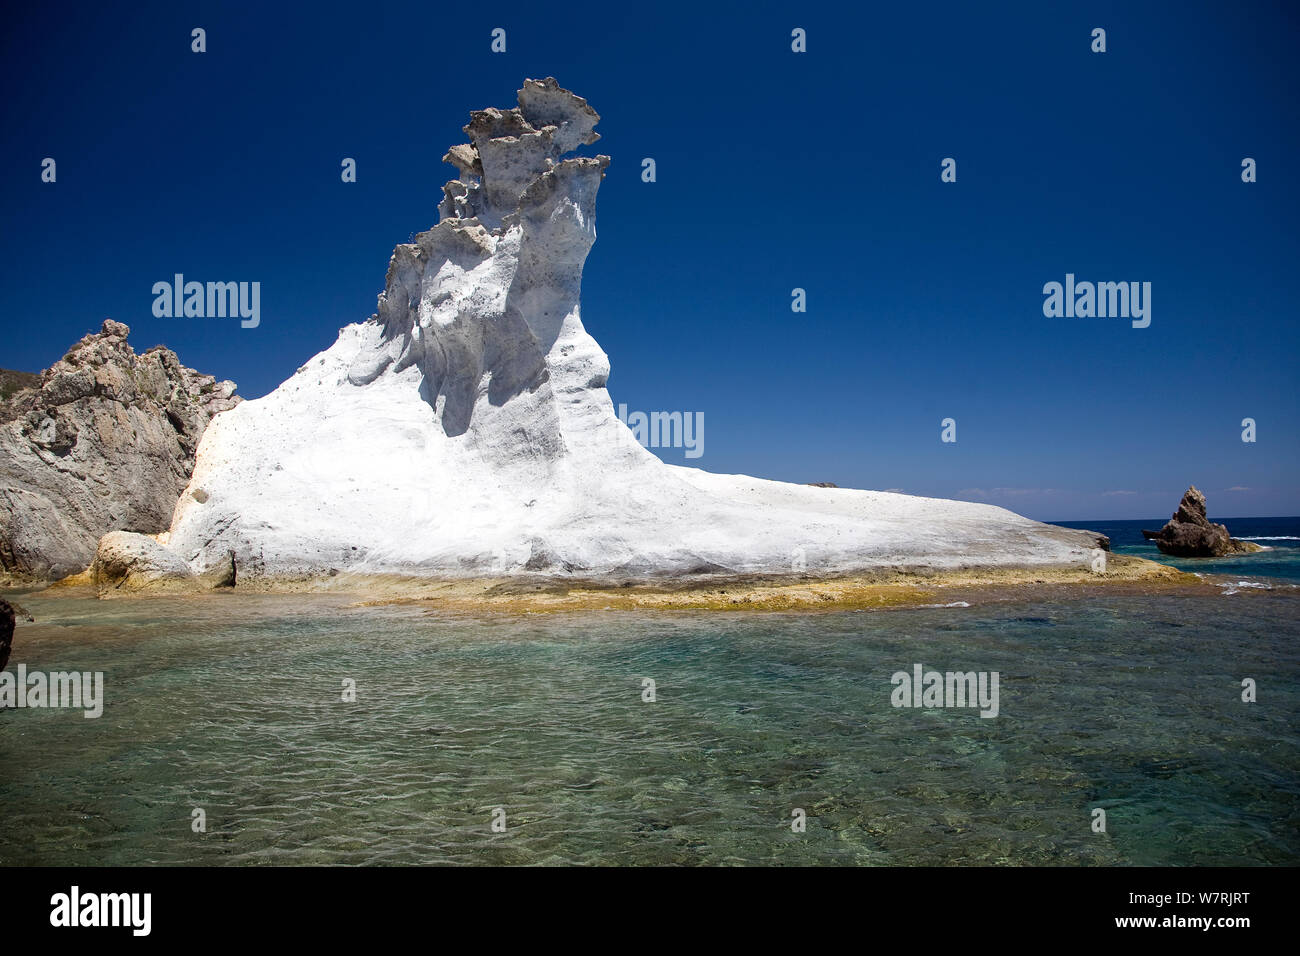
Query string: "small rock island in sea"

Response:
xmin=1142 ymin=486 xmax=1263 ymax=557
xmin=6 ymin=79 xmax=1172 ymax=603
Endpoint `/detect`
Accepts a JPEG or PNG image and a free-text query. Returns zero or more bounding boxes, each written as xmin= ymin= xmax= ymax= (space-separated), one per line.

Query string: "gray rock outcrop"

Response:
xmin=0 ymin=320 xmax=238 ymax=579
xmin=1141 ymin=486 xmax=1261 ymax=557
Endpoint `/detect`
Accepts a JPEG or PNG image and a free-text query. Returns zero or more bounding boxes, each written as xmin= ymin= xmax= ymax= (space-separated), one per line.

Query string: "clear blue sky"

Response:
xmin=2 ymin=1 xmax=1296 ymax=521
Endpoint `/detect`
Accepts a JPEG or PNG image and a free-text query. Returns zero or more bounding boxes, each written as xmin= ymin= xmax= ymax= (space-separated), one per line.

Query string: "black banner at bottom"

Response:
xmin=2 ymin=865 xmax=1282 ymax=942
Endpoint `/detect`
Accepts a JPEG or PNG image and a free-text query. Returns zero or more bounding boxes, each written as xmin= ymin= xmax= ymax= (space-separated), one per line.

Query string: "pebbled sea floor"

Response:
xmin=1 ymin=587 xmax=1297 ymax=865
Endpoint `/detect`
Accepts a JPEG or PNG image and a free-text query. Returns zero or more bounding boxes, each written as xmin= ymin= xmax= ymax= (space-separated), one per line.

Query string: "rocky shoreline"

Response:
xmin=33 ymin=550 xmax=1193 ymax=611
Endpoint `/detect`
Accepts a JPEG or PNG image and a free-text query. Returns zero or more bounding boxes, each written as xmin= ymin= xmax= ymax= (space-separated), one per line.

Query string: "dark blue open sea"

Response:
xmin=1 ymin=517 xmax=1297 ymax=866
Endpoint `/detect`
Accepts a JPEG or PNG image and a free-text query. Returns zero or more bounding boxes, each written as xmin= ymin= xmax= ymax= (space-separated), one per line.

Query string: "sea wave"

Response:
xmin=1221 ymin=581 xmax=1273 ymax=596
xmin=1237 ymin=536 xmax=1300 ymax=541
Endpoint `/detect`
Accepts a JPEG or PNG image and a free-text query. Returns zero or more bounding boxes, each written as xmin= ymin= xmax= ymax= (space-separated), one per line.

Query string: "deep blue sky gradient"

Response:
xmin=2 ymin=0 xmax=1297 ymax=520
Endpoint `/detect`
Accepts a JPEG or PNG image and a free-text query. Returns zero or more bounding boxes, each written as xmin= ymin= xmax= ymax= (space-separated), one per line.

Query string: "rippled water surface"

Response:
xmin=2 ymin=589 xmax=1297 ymax=865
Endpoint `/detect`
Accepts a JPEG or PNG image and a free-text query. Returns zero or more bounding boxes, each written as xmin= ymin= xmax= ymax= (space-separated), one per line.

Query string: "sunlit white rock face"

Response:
xmin=161 ymin=78 xmax=1101 ymax=580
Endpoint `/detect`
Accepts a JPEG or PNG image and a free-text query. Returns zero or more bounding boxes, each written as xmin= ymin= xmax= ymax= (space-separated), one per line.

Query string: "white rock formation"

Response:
xmin=90 ymin=530 xmax=207 ymax=594
xmin=143 ymin=78 xmax=1101 ymax=582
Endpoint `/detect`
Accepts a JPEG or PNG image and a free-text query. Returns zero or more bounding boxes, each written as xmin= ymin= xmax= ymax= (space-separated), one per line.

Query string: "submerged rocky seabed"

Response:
xmin=1 ymin=588 xmax=1296 ymax=866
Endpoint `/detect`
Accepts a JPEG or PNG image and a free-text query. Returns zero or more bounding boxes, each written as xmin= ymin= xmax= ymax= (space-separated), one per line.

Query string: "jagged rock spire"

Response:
xmin=358 ymin=80 xmax=612 ymax=443
xmin=439 ymin=77 xmax=605 ymax=228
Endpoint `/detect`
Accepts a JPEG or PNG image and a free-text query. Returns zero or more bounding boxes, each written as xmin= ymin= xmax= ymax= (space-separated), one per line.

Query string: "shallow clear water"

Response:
xmin=1 ymin=588 xmax=1297 ymax=866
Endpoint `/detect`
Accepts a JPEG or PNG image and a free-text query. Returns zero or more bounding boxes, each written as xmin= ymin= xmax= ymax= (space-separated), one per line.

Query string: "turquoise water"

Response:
xmin=1057 ymin=516 xmax=1300 ymax=582
xmin=2 ymin=587 xmax=1297 ymax=865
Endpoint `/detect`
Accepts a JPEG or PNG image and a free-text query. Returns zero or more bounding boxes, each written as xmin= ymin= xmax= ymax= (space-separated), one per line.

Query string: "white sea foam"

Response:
xmin=1220 ymin=580 xmax=1273 ymax=596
